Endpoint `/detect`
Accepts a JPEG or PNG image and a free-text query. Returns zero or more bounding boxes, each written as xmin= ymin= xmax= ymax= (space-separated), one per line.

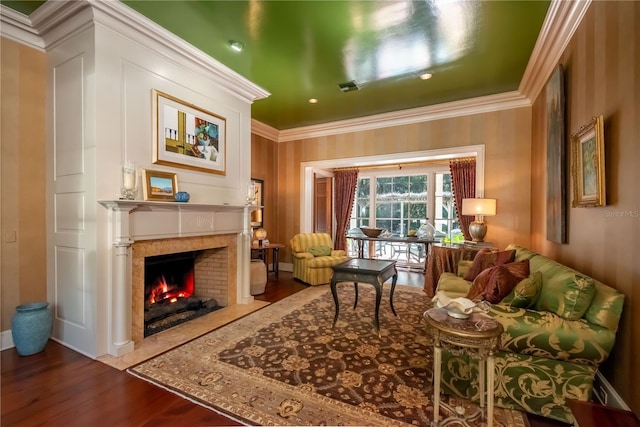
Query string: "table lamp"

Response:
xmin=461 ymin=198 xmax=497 ymax=242
xmin=254 ymin=228 xmax=267 ymax=246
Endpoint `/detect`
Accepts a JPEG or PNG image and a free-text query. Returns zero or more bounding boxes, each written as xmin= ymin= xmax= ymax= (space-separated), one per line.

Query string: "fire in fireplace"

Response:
xmin=144 ymin=251 xmax=221 ymax=337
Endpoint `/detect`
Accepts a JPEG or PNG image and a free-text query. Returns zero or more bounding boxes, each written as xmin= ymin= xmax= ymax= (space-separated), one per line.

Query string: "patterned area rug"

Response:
xmin=129 ymin=285 xmax=529 ymax=426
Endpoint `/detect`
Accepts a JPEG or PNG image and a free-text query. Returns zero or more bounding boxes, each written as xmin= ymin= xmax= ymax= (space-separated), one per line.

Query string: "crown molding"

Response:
xmin=251 ymin=119 xmax=280 ymax=141
xmin=519 ymin=0 xmax=591 ymax=102
xmin=88 ymin=0 xmax=270 ymax=103
xmin=273 ymin=91 xmax=530 ymax=142
xmin=5 ymin=0 xmax=270 ymax=104
xmin=0 ymin=5 xmax=44 ymax=50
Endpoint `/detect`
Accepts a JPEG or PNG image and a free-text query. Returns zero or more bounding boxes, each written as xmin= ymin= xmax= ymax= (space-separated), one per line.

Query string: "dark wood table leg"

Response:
xmin=389 ymin=270 xmax=398 ymax=316
xmin=353 ymin=282 xmax=359 ymax=309
xmin=273 ymin=247 xmax=280 ymax=278
xmin=330 ymin=278 xmax=339 ymax=328
xmin=374 ymin=280 xmax=382 ymax=336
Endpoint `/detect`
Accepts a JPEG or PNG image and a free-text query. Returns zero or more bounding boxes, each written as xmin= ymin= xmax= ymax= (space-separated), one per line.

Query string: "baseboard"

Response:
xmin=279 ymin=263 xmax=293 ymax=272
xmin=593 ymin=371 xmax=630 ymax=410
xmin=1 ymin=329 xmax=15 ymax=351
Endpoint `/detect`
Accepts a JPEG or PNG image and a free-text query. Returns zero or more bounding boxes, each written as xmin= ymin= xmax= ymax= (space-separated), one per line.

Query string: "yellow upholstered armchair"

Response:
xmin=290 ymin=233 xmax=350 ymax=286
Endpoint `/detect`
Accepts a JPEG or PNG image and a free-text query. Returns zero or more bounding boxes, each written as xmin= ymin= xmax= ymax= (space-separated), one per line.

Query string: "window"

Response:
xmin=349 ymin=166 xmax=460 ymax=242
xmin=434 ymin=173 xmax=462 ymax=243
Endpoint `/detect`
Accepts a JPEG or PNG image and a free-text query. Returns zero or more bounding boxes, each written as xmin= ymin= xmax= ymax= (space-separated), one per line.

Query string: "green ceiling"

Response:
xmin=4 ymin=0 xmax=550 ymax=130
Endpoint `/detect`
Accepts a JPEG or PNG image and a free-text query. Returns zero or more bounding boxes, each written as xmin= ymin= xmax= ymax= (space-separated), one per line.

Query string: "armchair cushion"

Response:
xmin=309 ymin=245 xmax=332 ymax=257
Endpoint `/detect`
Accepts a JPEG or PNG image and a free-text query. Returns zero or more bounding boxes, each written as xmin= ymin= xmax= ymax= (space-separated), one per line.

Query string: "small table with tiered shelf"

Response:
xmin=423 ymin=307 xmax=503 ymax=427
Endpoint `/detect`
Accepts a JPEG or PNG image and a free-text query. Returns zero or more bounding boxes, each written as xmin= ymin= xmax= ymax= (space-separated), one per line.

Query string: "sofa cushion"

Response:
xmin=456 ymin=260 xmax=473 ymax=278
xmin=584 ymin=282 xmax=625 ymax=331
xmin=309 ymin=245 xmax=332 ymax=257
xmin=501 ymin=271 xmax=543 ymax=309
xmin=506 ymin=244 xmax=539 ymax=262
xmin=463 ymin=248 xmax=516 ymax=281
xmin=436 ymin=272 xmax=472 ymax=298
xmin=489 ymin=304 xmax=617 ymax=364
xmin=536 ymin=270 xmax=596 ymax=320
xmin=467 ymin=260 xmax=530 ymax=303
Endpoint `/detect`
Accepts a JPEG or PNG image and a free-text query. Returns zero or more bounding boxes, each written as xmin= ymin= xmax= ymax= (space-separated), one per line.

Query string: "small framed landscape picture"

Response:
xmin=142 ymin=169 xmax=178 ymax=201
xmin=571 ymin=115 xmax=606 ymax=207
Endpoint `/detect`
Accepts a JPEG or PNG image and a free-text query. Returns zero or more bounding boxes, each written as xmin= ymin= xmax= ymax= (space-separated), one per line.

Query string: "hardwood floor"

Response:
xmin=1 ymin=271 xmax=568 ymax=426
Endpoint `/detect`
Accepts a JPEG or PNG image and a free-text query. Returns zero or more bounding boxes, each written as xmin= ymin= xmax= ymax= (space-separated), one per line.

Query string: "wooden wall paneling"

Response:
xmin=529 ymin=1 xmax=639 ymax=413
xmin=0 ymin=38 xmax=47 ymax=332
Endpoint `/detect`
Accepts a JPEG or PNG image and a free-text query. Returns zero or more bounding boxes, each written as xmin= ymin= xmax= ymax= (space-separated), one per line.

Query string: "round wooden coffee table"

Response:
xmin=423 ymin=307 xmax=503 ymax=427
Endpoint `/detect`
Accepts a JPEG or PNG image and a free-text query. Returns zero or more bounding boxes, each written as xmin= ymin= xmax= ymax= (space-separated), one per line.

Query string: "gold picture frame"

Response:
xmin=250 ymin=178 xmax=264 ymax=228
xmin=571 ymin=115 xmax=606 ymax=207
xmin=152 ymin=89 xmax=226 ymax=175
xmin=142 ymin=169 xmax=178 ymax=201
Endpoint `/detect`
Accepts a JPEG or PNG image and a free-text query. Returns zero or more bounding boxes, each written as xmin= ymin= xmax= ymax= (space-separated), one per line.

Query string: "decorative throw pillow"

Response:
xmin=463 ymin=248 xmax=516 ymax=282
xmin=466 ymin=260 xmax=530 ymax=303
xmin=456 ymin=260 xmax=474 ymax=278
xmin=535 ymin=271 xmax=596 ymax=320
xmin=308 ymin=245 xmax=332 ymax=257
xmin=502 ymin=271 xmax=543 ymax=309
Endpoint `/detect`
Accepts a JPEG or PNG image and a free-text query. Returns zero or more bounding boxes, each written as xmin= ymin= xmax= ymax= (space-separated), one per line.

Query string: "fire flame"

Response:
xmin=148 ymin=270 xmax=194 ymax=304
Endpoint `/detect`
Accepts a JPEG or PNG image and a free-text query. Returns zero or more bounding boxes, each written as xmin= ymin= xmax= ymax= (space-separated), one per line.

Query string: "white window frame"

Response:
xmin=354 ymin=164 xmax=449 ymax=233
xmin=299 ymin=146 xmax=485 ymax=233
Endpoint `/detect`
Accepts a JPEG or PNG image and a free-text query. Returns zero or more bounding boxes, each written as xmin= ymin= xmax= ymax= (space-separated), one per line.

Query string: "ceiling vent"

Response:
xmin=338 ymin=80 xmax=360 ymax=92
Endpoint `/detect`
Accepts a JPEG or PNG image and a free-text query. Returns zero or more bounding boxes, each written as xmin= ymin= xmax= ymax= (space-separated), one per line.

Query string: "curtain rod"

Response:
xmin=331 ymin=156 xmax=475 ymax=172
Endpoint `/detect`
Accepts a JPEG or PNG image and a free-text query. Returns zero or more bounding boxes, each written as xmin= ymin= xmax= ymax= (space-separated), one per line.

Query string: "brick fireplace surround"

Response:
xmin=132 ymin=234 xmax=236 ymax=343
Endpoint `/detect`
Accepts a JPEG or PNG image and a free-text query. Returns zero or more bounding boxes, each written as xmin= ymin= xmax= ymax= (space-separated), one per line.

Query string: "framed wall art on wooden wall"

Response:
xmin=545 ymin=65 xmax=567 ymax=243
xmin=250 ymin=178 xmax=264 ymax=228
xmin=571 ymin=115 xmax=606 ymax=207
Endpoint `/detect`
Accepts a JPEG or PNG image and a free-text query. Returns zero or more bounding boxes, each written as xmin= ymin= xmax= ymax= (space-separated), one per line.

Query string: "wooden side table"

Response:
xmin=250 ymin=243 xmax=284 ymax=278
xmin=423 ymin=307 xmax=503 ymax=427
xmin=567 ymin=399 xmax=640 ymax=427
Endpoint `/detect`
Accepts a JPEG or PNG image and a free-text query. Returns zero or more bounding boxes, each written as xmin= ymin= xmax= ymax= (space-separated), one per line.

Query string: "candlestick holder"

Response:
xmin=246 ymin=181 xmax=256 ymax=205
xmin=120 ymin=161 xmax=137 ymax=200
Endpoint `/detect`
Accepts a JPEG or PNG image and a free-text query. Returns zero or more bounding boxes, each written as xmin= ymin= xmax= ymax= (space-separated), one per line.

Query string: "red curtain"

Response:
xmin=333 ymin=169 xmax=359 ymax=251
xmin=449 ymin=159 xmax=476 ymax=241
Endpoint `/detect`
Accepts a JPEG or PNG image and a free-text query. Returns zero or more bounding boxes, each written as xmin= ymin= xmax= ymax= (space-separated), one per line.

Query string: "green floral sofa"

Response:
xmin=435 ymin=244 xmax=624 ymax=424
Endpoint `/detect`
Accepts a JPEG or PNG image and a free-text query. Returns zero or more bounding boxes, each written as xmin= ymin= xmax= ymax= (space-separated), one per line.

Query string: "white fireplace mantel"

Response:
xmin=98 ymin=200 xmax=254 ymax=356
xmin=98 ymin=200 xmax=254 ymax=242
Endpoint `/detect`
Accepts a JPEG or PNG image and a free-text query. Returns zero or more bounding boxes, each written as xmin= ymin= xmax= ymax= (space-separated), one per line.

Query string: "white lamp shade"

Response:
xmin=461 ymin=198 xmax=497 ymax=216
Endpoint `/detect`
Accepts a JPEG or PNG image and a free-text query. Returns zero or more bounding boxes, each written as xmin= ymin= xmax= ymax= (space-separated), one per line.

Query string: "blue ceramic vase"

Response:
xmin=175 ymin=191 xmax=190 ymax=203
xmin=11 ymin=302 xmax=53 ymax=356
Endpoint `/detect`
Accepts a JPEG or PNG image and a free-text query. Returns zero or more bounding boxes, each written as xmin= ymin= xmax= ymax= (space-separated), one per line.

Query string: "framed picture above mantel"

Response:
xmin=152 ymin=90 xmax=226 ymax=175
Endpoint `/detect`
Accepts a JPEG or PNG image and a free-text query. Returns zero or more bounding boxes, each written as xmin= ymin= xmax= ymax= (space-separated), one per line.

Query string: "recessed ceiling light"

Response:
xmin=229 ymin=40 xmax=245 ymax=52
xmin=309 ymin=98 xmax=318 ymax=104
xmin=419 ymin=72 xmax=433 ymax=80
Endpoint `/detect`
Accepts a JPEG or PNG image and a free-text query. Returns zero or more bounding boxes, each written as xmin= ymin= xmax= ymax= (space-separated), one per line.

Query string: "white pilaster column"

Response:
xmin=103 ymin=202 xmax=137 ymax=356
xmin=238 ymin=205 xmax=254 ymax=304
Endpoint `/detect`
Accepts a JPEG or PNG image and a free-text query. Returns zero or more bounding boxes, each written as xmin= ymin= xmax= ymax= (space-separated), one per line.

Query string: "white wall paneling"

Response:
xmin=43 ymin=1 xmax=267 ymax=357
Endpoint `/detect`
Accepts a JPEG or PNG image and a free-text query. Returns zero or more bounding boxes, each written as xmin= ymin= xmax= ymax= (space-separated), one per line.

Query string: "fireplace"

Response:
xmin=131 ymin=233 xmax=239 ymax=344
xmin=143 ymin=250 xmax=224 ymax=337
